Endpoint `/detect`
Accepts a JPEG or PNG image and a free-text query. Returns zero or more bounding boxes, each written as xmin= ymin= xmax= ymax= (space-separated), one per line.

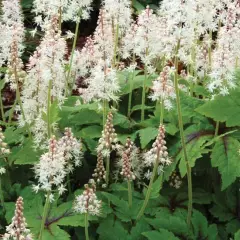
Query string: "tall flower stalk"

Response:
xmin=174 ymin=44 xmax=192 ymax=227
xmin=97 ymin=112 xmax=118 ymax=185
xmin=120 ymin=138 xmax=136 ymax=208
xmin=2 ymin=197 xmax=33 ymax=240
xmin=74 ymin=180 xmax=101 ymax=240
xmin=137 ymin=124 xmax=171 ymax=220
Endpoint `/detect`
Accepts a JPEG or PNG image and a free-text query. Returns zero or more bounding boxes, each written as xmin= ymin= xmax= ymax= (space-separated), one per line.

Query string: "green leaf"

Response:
xmin=235 ymin=230 xmax=240 ymax=240
xmin=207 ymin=224 xmax=218 ymax=240
xmin=209 ymin=186 xmax=236 ymax=222
xmin=178 ymin=133 xmax=212 ymax=177
xmin=10 ymin=139 xmax=41 ymax=165
xmin=226 ymin=219 xmax=240 ymax=235
xmin=147 ymin=176 xmax=163 ymax=199
xmin=192 ymin=210 xmax=208 ymax=238
xmin=76 ymin=125 xmax=102 ymax=139
xmin=138 ymin=127 xmax=158 ymax=148
xmin=42 ymin=100 xmax=60 ymax=124
xmin=41 ymin=224 xmax=71 ymax=240
xmin=70 ymin=109 xmax=101 ymax=125
xmin=119 ymin=72 xmax=157 ymax=95
xmin=113 ymin=112 xmax=132 ymax=129
xmin=146 ymin=214 xmax=189 ymax=237
xmin=196 ymin=88 xmax=240 ymax=127
xmin=131 ymin=105 xmax=154 ymax=114
xmin=97 ymin=215 xmax=129 ymax=240
xmin=0 ymin=79 xmax=5 ymax=90
xmin=180 ymin=91 xmax=204 ymax=119
xmin=133 ymin=0 xmax=145 ymax=13
xmin=211 ymin=137 xmax=240 ymax=190
xmin=4 ymin=126 xmax=24 ymax=144
xmin=142 ymin=229 xmax=179 ymax=240
xmin=130 ymin=219 xmax=151 ymax=240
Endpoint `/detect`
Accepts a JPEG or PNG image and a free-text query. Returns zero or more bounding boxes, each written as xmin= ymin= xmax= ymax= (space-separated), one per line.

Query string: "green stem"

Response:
xmin=214 ymin=121 xmax=220 ymax=137
xmin=113 ymin=23 xmax=119 ymax=68
xmin=8 ymin=98 xmax=17 ymax=125
xmin=59 ymin=7 xmax=62 ymax=30
xmin=141 ymin=65 xmax=147 ymax=122
xmin=127 ymin=180 xmax=132 ymax=208
xmin=67 ymin=174 xmax=72 ymax=194
xmin=174 ymin=46 xmax=192 ymax=227
xmin=15 ymin=81 xmax=32 ymax=138
xmin=85 ymin=213 xmax=89 ymax=240
xmin=127 ymin=71 xmax=135 ymax=118
xmin=105 ymin=154 xmax=110 ymax=185
xmin=38 ymin=192 xmax=51 ymax=240
xmin=47 ymin=80 xmax=53 ymax=138
xmin=208 ymin=31 xmax=212 ymax=71
xmin=102 ymin=100 xmax=108 ymax=126
xmin=136 ymin=159 xmax=159 ymax=220
xmin=0 ymin=178 xmax=5 ymax=211
xmin=66 ymin=11 xmax=81 ymax=96
xmin=0 ymin=89 xmax=5 ymax=122
xmin=160 ymin=100 xmax=164 ymax=125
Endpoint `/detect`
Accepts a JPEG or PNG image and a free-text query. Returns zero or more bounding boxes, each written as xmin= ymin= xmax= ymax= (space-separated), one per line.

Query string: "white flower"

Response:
xmin=2 ymin=197 xmax=33 ymax=240
xmin=149 ymin=66 xmax=175 ymax=110
xmin=20 ymin=16 xmax=67 ymax=146
xmin=74 ymin=181 xmax=101 ymax=216
xmin=0 ymin=167 xmax=6 ymax=175
xmin=33 ymin=136 xmax=67 ymax=194
xmin=79 ymin=66 xmax=120 ymax=103
xmin=102 ymin=0 xmax=132 ymax=33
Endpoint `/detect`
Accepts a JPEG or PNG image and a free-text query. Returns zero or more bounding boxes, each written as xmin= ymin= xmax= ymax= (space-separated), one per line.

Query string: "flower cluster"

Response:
xmin=92 ymin=152 xmax=106 ymax=184
xmin=33 ymin=129 xmax=82 ymax=198
xmin=144 ymin=124 xmax=171 ymax=177
xmin=102 ymin=0 xmax=132 ymax=33
xmin=97 ymin=112 xmax=119 ymax=157
xmin=122 ymin=6 xmax=161 ymax=67
xmin=20 ymin=16 xmax=67 ymax=147
xmin=0 ymin=127 xmax=10 ymax=175
xmin=120 ymin=138 xmax=136 ymax=181
xmin=2 ymin=197 xmax=33 ymax=240
xmin=149 ymin=66 xmax=175 ymax=110
xmin=74 ymin=179 xmax=101 ymax=216
xmin=0 ymin=127 xmax=10 ymax=156
xmin=33 ymin=0 xmax=93 ymax=26
xmin=33 ymin=136 xmax=67 ymax=198
xmin=74 ymin=9 xmax=120 ymax=103
xmin=58 ymin=127 xmax=82 ymax=173
xmin=169 ymin=171 xmax=182 ymax=189
xmin=0 ymin=0 xmax=24 ymax=71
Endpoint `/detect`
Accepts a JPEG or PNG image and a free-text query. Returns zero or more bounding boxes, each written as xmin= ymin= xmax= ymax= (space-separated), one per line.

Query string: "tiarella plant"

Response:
xmin=0 ymin=0 xmax=240 ymax=239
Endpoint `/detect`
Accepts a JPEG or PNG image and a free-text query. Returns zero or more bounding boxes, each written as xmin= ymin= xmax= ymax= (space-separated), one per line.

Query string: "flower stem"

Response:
xmin=160 ymin=99 xmax=164 ymax=125
xmin=38 ymin=192 xmax=51 ymax=240
xmin=105 ymin=155 xmax=110 ymax=185
xmin=141 ymin=65 xmax=147 ymax=122
xmin=66 ymin=11 xmax=81 ymax=96
xmin=47 ymin=80 xmax=53 ymax=138
xmin=0 ymin=178 xmax=5 ymax=211
xmin=136 ymin=159 xmax=159 ymax=220
xmin=174 ymin=47 xmax=192 ymax=227
xmin=112 ymin=23 xmax=119 ymax=68
xmin=214 ymin=121 xmax=220 ymax=137
xmin=0 ymin=88 xmax=5 ymax=122
xmin=127 ymin=72 xmax=135 ymax=118
xmin=67 ymin=174 xmax=72 ymax=194
xmin=127 ymin=56 xmax=136 ymax=118
xmin=84 ymin=213 xmax=89 ymax=240
xmin=103 ymin=100 xmax=108 ymax=126
xmin=127 ymin=180 xmax=132 ymax=208
xmin=15 ymin=81 xmax=32 ymax=138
